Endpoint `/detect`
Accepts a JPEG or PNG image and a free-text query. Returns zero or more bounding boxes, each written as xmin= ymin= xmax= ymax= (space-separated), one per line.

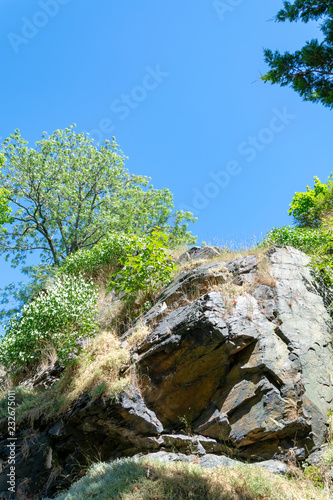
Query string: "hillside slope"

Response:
xmin=1 ymin=246 xmax=333 ymax=499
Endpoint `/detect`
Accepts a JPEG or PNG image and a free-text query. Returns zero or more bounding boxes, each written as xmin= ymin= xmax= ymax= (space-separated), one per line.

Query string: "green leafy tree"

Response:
xmin=262 ymin=1 xmax=333 ymax=108
xmin=0 ymin=126 xmax=195 ymax=320
xmin=288 ymin=174 xmax=333 ymax=227
xmin=263 ymin=173 xmax=333 ymax=288
xmin=0 ymin=154 xmax=11 ymax=230
xmin=0 ymin=125 xmax=195 ymax=270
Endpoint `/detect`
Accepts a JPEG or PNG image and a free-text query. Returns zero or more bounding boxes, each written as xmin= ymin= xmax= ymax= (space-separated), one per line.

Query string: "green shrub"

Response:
xmin=310 ymin=230 xmax=333 ymax=286
xmin=262 ymin=225 xmax=333 ymax=288
xmin=0 ymin=275 xmax=98 ymax=370
xmin=59 ymin=232 xmax=144 ymax=279
xmin=0 ymin=263 xmax=56 ymax=323
xmin=108 ymin=228 xmax=177 ymax=303
xmin=263 ymin=176 xmax=333 ymax=316
xmin=0 ymin=386 xmax=39 ymax=419
xmin=304 ymin=465 xmax=325 ymax=489
xmin=262 ymin=225 xmax=327 ymax=254
xmin=288 ymin=175 xmax=333 ymax=228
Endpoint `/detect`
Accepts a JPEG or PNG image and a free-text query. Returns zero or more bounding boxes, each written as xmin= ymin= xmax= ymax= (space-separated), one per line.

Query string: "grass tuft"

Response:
xmin=42 ymin=456 xmax=331 ymax=500
xmin=0 ymin=330 xmax=132 ymax=422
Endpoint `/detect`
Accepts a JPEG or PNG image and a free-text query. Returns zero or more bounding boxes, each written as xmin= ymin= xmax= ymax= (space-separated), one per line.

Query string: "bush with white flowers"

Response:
xmin=0 ymin=275 xmax=98 ymax=370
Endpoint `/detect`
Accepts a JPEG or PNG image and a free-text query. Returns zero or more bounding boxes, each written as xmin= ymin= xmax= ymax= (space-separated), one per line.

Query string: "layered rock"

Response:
xmin=0 ymin=246 xmax=332 ymax=498
xmin=133 ymin=248 xmax=333 ymax=462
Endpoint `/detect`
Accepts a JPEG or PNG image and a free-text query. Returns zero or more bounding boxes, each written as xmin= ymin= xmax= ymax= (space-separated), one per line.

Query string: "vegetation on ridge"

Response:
xmin=0 ymin=125 xmax=196 ymax=322
xmin=262 ymin=172 xmax=333 ymax=289
xmin=1 ymin=125 xmax=333 ymax=497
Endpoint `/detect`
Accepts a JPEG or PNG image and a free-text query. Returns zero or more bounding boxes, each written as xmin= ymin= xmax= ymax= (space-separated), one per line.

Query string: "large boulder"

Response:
xmin=132 ymin=247 xmax=333 ymax=461
xmin=178 ymin=245 xmax=221 ymax=263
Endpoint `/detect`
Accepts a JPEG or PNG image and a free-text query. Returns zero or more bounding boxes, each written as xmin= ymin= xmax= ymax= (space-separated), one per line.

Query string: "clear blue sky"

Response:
xmin=0 ymin=0 xmax=332 ymax=318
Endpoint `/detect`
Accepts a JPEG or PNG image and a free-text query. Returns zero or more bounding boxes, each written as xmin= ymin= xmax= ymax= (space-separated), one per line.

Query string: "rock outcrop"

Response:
xmin=0 ymin=246 xmax=332 ymax=498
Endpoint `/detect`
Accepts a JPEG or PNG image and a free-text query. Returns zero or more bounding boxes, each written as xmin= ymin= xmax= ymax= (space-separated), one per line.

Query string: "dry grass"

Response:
xmin=179 ymin=256 xmax=221 ymax=272
xmin=206 ymin=250 xmax=276 ymax=314
xmin=283 ymin=397 xmax=303 ymax=421
xmin=207 ymin=262 xmax=230 ymax=275
xmin=89 ymin=263 xmax=119 ymax=288
xmin=127 ymin=460 xmax=330 ymax=500
xmin=169 ymin=245 xmax=190 ymax=261
xmin=36 ymin=346 xmax=58 ymax=375
xmin=124 ymin=323 xmax=152 ymax=350
xmin=97 ymin=287 xmax=163 ymax=334
xmin=176 ymin=248 xmax=259 ymax=273
xmin=251 ymin=251 xmax=277 ymax=288
xmin=166 ymin=247 xmax=276 ymax=315
xmin=209 ymin=281 xmax=243 ymax=313
xmin=59 ymin=331 xmax=131 ymax=405
xmin=97 ymin=296 xmax=124 ymax=330
xmin=214 ymin=245 xmax=268 ymax=263
xmin=253 ymin=271 xmax=277 ymax=288
xmin=175 ymin=246 xmax=261 ymax=274
xmin=0 ymin=365 xmax=12 ymax=400
xmin=328 ymin=412 xmax=333 ymax=443
xmin=8 ymin=330 xmax=133 ymax=422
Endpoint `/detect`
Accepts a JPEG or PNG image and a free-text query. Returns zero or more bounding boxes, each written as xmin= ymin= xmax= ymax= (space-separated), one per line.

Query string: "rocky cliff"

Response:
xmin=1 ymin=246 xmax=333 ymax=498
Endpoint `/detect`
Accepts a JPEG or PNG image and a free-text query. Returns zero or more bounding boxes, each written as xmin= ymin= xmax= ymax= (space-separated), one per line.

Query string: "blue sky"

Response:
xmin=0 ymin=0 xmax=332 ymax=319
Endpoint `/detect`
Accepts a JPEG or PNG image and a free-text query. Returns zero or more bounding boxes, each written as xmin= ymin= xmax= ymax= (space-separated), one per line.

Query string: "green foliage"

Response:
xmin=262 ymin=173 xmax=333 ymax=288
xmin=262 ymin=1 xmax=333 ymax=108
xmin=0 ymin=264 xmax=56 ymax=323
xmin=262 ymin=224 xmax=333 ymax=286
xmin=42 ymin=457 xmax=148 ymax=500
xmin=107 ymin=228 xmax=177 ymax=302
xmin=0 ymin=386 xmax=35 ymax=419
xmin=42 ymin=456 xmax=330 ymax=500
xmin=59 ymin=232 xmax=143 ymax=279
xmin=264 ymin=174 xmax=333 ymax=287
xmin=0 ymin=125 xmax=196 ymax=269
xmin=289 ymin=175 xmax=333 ymax=227
xmin=0 ymin=125 xmax=195 ymax=323
xmin=304 ymin=465 xmax=325 ymax=489
xmin=0 ymin=154 xmax=11 ymax=230
xmin=0 ymin=275 xmax=98 ymax=371
xmin=310 ymin=226 xmax=333 ymax=286
xmin=262 ymin=225 xmax=327 ymax=254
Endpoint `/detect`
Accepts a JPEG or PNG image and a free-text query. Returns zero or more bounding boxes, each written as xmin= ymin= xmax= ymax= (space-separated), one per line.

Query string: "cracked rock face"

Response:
xmin=0 ymin=246 xmax=332 ymax=498
xmin=133 ymin=247 xmax=333 ymax=461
